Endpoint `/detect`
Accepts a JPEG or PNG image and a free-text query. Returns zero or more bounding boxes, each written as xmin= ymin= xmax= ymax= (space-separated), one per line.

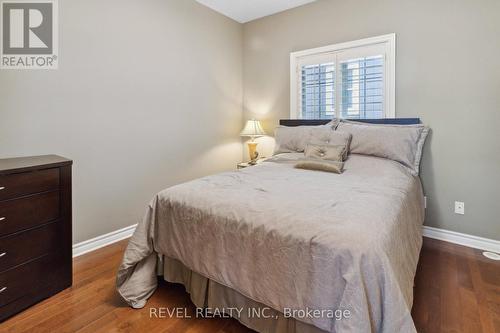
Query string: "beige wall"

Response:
xmin=0 ymin=0 xmax=243 ymax=243
xmin=243 ymin=0 xmax=500 ymax=239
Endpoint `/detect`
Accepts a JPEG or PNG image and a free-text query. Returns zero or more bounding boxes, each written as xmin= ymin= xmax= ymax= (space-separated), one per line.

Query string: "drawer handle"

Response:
xmin=0 ymin=252 xmax=5 ymax=258
xmin=0 ymin=217 xmax=5 ymax=222
xmin=0 ymin=186 xmax=5 ymax=190
xmin=0 ymin=287 xmax=6 ymax=294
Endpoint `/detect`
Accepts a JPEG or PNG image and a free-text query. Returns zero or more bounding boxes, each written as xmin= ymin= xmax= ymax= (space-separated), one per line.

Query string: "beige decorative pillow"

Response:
xmin=273 ymin=126 xmax=312 ymax=154
xmin=295 ymin=160 xmax=344 ymax=174
xmin=336 ymin=120 xmax=429 ymax=175
xmin=304 ymin=144 xmax=346 ymax=162
xmin=308 ymin=128 xmax=352 ymax=160
xmin=273 ymin=123 xmax=334 ymax=154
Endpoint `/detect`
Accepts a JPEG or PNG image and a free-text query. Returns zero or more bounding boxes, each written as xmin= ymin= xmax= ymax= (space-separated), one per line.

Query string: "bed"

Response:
xmin=116 ymin=119 xmax=426 ymax=333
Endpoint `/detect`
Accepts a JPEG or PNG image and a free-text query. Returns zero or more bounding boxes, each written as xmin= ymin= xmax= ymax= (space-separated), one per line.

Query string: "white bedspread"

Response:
xmin=117 ymin=154 xmax=424 ymax=333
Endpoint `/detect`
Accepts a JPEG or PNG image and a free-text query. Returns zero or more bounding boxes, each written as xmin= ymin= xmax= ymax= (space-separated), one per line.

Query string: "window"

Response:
xmin=290 ymin=34 xmax=395 ymax=119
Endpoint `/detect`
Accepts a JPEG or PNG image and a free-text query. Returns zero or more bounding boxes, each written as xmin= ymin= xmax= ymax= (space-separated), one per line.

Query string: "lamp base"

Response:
xmin=247 ymin=142 xmax=259 ymax=163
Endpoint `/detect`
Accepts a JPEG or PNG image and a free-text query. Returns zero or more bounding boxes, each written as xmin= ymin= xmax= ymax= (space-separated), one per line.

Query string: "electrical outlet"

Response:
xmin=455 ymin=201 xmax=465 ymax=215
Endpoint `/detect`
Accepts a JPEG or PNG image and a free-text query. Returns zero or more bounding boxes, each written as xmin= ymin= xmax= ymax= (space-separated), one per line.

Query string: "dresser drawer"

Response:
xmin=0 ymin=191 xmax=60 ymax=237
xmin=0 ymin=222 xmax=59 ymax=273
xmin=0 ymin=168 xmax=59 ymax=201
xmin=0 ymin=156 xmax=71 ymax=321
xmin=0 ymin=254 xmax=57 ymax=307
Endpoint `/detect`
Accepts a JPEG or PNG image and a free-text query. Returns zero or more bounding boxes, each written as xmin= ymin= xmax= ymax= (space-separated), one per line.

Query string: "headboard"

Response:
xmin=279 ymin=118 xmax=421 ymax=126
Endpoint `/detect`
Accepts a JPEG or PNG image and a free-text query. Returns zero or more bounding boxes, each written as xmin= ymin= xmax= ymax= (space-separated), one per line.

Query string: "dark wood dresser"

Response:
xmin=0 ymin=155 xmax=72 ymax=321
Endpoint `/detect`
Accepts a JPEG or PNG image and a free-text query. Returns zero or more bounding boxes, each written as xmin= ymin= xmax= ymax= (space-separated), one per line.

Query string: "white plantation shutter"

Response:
xmin=301 ymin=62 xmax=335 ymax=119
xmin=339 ymin=56 xmax=384 ymax=119
xmin=291 ymin=35 xmax=395 ymax=119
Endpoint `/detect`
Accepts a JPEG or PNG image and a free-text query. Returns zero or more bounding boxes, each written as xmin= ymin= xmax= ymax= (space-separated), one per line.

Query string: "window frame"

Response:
xmin=290 ymin=34 xmax=396 ymax=119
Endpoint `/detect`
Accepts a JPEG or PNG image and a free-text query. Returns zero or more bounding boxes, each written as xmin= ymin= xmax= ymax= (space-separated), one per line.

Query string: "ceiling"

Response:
xmin=195 ymin=0 xmax=317 ymax=23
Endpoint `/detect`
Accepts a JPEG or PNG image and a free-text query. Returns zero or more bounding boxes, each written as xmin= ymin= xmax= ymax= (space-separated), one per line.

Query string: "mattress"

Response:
xmin=117 ymin=153 xmax=425 ymax=333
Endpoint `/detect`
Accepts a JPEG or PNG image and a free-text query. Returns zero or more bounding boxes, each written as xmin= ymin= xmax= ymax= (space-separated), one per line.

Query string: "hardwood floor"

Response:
xmin=1 ymin=238 xmax=499 ymax=333
xmin=412 ymin=239 xmax=500 ymax=333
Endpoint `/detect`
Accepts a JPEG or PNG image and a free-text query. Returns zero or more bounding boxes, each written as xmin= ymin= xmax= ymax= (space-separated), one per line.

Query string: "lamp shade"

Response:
xmin=240 ymin=120 xmax=266 ymax=137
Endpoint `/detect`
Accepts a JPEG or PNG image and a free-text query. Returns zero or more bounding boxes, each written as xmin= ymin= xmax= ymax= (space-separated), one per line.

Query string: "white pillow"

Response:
xmin=336 ymin=120 xmax=429 ymax=175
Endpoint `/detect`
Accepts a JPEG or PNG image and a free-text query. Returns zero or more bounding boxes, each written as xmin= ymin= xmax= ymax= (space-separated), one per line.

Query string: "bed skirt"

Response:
xmin=161 ymin=256 xmax=328 ymax=333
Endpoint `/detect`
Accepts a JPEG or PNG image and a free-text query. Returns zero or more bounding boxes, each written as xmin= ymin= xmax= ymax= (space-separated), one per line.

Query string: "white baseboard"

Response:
xmin=72 ymin=224 xmax=137 ymax=258
xmin=423 ymin=226 xmax=500 ymax=253
xmin=72 ymin=223 xmax=499 ymax=258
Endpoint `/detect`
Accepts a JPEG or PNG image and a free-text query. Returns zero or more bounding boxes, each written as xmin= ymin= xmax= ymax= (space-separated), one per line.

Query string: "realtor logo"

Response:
xmin=1 ymin=0 xmax=58 ymax=69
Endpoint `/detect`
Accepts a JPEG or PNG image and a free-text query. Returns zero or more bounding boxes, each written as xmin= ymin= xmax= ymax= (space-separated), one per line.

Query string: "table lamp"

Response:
xmin=240 ymin=119 xmax=266 ymax=164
